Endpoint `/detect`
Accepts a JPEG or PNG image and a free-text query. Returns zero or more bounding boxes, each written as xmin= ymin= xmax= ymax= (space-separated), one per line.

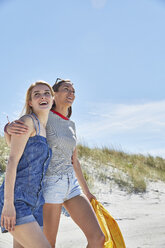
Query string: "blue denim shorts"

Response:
xmin=43 ymin=171 xmax=82 ymax=204
xmin=0 ymin=199 xmax=43 ymax=233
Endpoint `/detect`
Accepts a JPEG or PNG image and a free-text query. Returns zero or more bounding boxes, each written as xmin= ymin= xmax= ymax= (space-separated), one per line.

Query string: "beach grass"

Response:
xmin=0 ymin=136 xmax=165 ymax=193
xmin=77 ymin=144 xmax=165 ymax=193
xmin=0 ymin=136 xmax=9 ymax=173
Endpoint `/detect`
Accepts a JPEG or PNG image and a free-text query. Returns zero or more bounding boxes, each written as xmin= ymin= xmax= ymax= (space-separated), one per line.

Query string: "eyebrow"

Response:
xmin=33 ymin=89 xmax=51 ymax=93
xmin=62 ymin=84 xmax=75 ymax=90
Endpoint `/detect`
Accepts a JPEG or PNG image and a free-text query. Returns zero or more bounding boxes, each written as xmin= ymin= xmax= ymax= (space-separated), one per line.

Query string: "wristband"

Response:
xmin=4 ymin=123 xmax=9 ymax=134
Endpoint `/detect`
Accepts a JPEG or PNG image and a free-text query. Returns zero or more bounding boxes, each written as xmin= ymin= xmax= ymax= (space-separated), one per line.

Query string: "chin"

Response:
xmin=66 ymin=101 xmax=73 ymax=106
xmin=39 ymin=106 xmax=50 ymax=111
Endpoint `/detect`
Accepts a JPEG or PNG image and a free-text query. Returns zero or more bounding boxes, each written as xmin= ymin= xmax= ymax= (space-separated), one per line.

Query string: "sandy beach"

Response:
xmin=0 ymin=180 xmax=165 ymax=248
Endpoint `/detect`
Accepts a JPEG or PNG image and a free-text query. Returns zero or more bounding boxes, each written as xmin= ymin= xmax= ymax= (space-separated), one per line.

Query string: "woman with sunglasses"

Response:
xmin=1 ymin=81 xmax=54 ymax=248
xmin=4 ymin=78 xmax=105 ymax=248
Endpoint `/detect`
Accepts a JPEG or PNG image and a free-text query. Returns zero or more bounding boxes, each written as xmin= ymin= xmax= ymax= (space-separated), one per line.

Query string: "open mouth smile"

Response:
xmin=39 ymin=101 xmax=48 ymax=105
xmin=67 ymin=97 xmax=73 ymax=100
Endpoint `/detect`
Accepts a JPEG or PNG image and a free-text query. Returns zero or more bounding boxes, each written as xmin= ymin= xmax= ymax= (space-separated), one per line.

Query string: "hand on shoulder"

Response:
xmin=18 ymin=115 xmax=35 ymax=137
xmin=5 ymin=119 xmax=29 ymax=136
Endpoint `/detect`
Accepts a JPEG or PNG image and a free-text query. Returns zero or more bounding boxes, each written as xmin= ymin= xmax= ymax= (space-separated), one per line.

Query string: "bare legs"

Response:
xmin=13 ymin=239 xmax=24 ymax=248
xmin=10 ymin=222 xmax=51 ymax=248
xmin=64 ymin=195 xmax=105 ymax=248
xmin=43 ymin=203 xmax=62 ymax=248
xmin=43 ymin=195 xmax=105 ymax=248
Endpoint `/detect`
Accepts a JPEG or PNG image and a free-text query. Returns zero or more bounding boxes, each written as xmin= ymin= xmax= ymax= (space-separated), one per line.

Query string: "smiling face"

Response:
xmin=54 ymin=82 xmax=75 ymax=107
xmin=29 ymin=84 xmax=53 ymax=112
xmin=24 ymin=81 xmax=54 ymax=114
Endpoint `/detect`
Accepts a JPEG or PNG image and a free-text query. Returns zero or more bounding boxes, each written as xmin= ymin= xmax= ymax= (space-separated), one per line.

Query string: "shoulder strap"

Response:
xmin=31 ymin=113 xmax=40 ymax=135
xmin=25 ymin=114 xmax=40 ymax=135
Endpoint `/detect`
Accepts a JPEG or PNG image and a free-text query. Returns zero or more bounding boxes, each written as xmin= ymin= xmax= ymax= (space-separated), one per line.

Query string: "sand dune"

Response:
xmin=0 ymin=181 xmax=165 ymax=248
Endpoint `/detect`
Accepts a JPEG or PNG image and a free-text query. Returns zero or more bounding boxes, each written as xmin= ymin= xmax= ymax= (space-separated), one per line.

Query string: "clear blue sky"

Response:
xmin=1 ymin=0 xmax=165 ymax=157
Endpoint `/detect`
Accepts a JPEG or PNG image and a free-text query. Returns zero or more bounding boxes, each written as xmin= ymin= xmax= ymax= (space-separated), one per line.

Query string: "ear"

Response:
xmin=29 ymin=100 xmax=33 ymax=107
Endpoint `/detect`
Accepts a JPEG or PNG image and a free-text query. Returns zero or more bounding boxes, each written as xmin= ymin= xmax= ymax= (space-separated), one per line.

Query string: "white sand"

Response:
xmin=0 ymin=181 xmax=165 ymax=248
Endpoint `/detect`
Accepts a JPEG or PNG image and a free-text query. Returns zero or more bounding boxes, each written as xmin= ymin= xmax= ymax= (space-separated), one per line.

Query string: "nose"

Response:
xmin=41 ymin=93 xmax=46 ymax=98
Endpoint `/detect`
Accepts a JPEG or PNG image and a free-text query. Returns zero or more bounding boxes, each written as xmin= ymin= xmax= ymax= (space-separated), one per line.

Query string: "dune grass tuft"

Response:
xmin=0 ymin=136 xmax=165 ymax=194
xmin=77 ymin=144 xmax=165 ymax=193
xmin=0 ymin=136 xmax=9 ymax=173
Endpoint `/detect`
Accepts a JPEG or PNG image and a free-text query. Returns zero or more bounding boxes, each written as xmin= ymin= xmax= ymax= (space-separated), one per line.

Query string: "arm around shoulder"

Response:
xmin=4 ymin=118 xmax=29 ymax=147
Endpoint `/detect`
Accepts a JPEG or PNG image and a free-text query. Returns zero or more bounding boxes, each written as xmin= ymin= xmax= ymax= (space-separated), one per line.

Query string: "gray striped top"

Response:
xmin=45 ymin=111 xmax=77 ymax=176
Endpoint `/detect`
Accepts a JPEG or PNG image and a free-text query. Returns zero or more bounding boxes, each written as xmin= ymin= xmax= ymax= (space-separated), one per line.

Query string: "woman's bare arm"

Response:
xmin=4 ymin=120 xmax=29 ymax=147
xmin=72 ymin=148 xmax=96 ymax=201
xmin=1 ymin=116 xmax=33 ymax=231
xmin=4 ymin=129 xmax=11 ymax=147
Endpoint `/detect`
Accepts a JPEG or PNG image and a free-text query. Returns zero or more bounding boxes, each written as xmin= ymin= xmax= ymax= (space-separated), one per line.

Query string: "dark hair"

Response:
xmin=51 ymin=79 xmax=73 ymax=118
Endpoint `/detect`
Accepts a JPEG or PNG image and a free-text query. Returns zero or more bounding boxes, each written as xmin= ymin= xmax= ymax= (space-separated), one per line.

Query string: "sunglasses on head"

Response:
xmin=55 ymin=78 xmax=71 ymax=85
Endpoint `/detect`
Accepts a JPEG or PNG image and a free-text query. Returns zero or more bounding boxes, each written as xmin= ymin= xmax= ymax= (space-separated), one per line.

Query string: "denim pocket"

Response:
xmin=44 ymin=175 xmax=62 ymax=185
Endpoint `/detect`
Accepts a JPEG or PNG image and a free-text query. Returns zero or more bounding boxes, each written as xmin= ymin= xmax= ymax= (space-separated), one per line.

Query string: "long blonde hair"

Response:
xmin=23 ymin=81 xmax=54 ymax=115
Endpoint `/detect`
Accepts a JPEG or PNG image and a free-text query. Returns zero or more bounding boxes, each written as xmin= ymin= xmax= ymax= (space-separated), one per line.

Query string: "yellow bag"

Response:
xmin=91 ymin=199 xmax=126 ymax=248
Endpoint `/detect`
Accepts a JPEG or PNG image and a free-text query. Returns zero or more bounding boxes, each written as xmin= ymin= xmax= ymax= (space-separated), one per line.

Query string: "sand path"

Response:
xmin=0 ymin=181 xmax=165 ymax=248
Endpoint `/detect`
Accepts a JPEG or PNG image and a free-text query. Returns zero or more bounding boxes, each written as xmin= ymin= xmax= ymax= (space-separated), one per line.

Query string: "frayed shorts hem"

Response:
xmin=43 ymin=171 xmax=82 ymax=204
xmin=45 ymin=190 xmax=82 ymax=204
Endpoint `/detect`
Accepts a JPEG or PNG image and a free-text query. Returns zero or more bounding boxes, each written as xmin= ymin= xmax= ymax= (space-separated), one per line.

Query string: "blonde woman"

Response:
xmin=5 ymin=78 xmax=105 ymax=248
xmin=0 ymin=81 xmax=54 ymax=248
